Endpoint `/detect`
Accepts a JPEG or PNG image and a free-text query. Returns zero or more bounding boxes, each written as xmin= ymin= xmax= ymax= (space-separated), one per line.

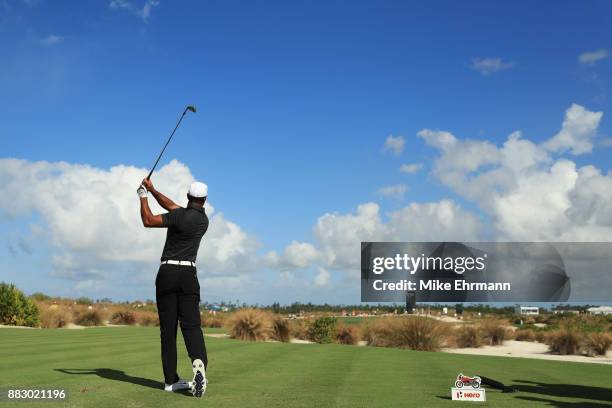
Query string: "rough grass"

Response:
xmin=547 ymin=326 xmax=581 ymax=355
xmin=271 ymin=317 xmax=291 ymax=343
xmin=110 ymin=310 xmax=137 ymax=325
xmin=514 ymin=329 xmax=536 ymax=342
xmin=335 ymin=324 xmax=360 ymax=345
xmin=478 ymin=319 xmax=508 ymax=346
xmin=583 ymin=332 xmax=611 ymax=356
xmin=362 ymin=317 xmax=447 ymax=351
xmin=39 ymin=305 xmax=73 ymax=328
xmin=455 ymin=325 xmax=482 ymax=348
xmin=74 ymin=309 xmax=105 ymax=327
xmin=288 ymin=318 xmax=311 ymax=340
xmin=226 ymin=308 xmax=273 ymax=341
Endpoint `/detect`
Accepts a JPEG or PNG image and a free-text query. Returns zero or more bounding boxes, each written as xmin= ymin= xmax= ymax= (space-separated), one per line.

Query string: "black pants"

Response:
xmin=155 ymin=264 xmax=207 ymax=385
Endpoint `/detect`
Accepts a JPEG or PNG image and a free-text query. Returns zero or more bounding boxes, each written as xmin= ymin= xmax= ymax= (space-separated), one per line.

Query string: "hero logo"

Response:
xmin=451 ymin=373 xmax=486 ymax=401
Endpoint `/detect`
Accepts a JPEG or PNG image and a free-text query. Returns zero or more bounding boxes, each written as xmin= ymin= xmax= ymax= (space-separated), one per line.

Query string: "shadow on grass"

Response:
xmin=512 ymin=379 xmax=612 ymax=404
xmin=55 ymin=368 xmax=189 ymax=396
xmin=514 ymin=396 xmax=612 ymax=407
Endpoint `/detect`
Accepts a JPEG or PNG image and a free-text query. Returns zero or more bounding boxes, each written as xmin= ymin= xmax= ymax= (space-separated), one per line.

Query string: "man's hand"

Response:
xmin=137 ymin=185 xmax=148 ymax=199
xmin=142 ymin=178 xmax=155 ymax=192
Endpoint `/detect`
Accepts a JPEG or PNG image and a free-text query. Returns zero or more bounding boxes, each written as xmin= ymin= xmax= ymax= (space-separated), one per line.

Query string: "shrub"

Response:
xmin=226 ymin=308 xmax=273 ymax=341
xmin=0 ymin=282 xmax=40 ymax=327
xmin=271 ymin=318 xmax=290 ymax=342
xmin=363 ymin=317 xmax=446 ymax=351
xmin=137 ymin=312 xmax=159 ymax=327
xmin=110 ymin=310 xmax=137 ymax=325
xmin=455 ymin=325 xmax=481 ymax=348
xmin=307 ymin=316 xmax=337 ymax=344
xmin=361 ymin=318 xmax=396 ymax=347
xmin=76 ymin=297 xmax=93 ymax=305
xmin=392 ymin=317 xmax=446 ymax=351
xmin=289 ymin=319 xmax=311 ymax=340
xmin=335 ymin=324 xmax=360 ymax=345
xmin=30 ymin=292 xmax=52 ymax=301
xmin=583 ymin=332 xmax=611 ymax=356
xmin=478 ymin=319 xmax=507 ymax=345
xmin=515 ymin=329 xmax=536 ymax=342
xmin=75 ymin=310 xmax=103 ymax=326
xmin=535 ymin=331 xmax=547 ymax=343
xmin=202 ymin=314 xmax=224 ymax=328
xmin=547 ymin=326 xmax=581 ymax=355
xmin=40 ymin=306 xmax=72 ymax=328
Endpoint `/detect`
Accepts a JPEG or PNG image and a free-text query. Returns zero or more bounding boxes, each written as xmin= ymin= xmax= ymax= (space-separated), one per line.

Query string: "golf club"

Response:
xmin=147 ymin=105 xmax=197 ymax=180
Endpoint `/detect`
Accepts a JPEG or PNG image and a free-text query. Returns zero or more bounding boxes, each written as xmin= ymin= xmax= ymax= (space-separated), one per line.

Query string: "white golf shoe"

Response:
xmin=164 ymin=378 xmax=191 ymax=392
xmin=190 ymin=359 xmax=207 ymax=398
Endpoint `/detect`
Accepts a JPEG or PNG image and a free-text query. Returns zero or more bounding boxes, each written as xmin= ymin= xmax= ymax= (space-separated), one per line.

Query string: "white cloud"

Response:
xmin=0 ymin=158 xmax=260 ymax=292
xmin=417 ymin=104 xmax=612 ymax=241
xmin=382 ymin=134 xmax=405 ymax=155
xmin=399 ymin=163 xmax=422 ymax=174
xmin=110 ymin=0 xmax=160 ymax=22
xmin=265 ymin=240 xmax=319 ymax=270
xmin=271 ymin=200 xmax=482 ymax=277
xmin=579 ymin=49 xmax=609 ymax=65
xmin=40 ymin=35 xmax=63 ymax=46
xmin=543 ymin=103 xmax=603 ymax=155
xmin=314 ymin=267 xmax=331 ymax=287
xmin=137 ymin=0 xmax=160 ymax=21
xmin=377 ymin=184 xmax=407 ymax=199
xmin=470 ymin=57 xmax=513 ymax=75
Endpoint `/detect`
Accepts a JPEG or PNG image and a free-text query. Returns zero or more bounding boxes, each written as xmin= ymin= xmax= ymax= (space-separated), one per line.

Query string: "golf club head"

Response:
xmin=187 ymin=105 xmax=197 ymax=113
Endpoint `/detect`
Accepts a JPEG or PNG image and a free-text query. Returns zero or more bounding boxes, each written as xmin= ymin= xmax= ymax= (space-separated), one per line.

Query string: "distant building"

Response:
xmin=552 ymin=309 xmax=580 ymax=315
xmin=587 ymin=306 xmax=612 ymax=315
xmin=515 ymin=305 xmax=539 ymax=315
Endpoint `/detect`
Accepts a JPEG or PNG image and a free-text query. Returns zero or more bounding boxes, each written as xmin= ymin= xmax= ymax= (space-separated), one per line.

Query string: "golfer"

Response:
xmin=137 ymin=178 xmax=209 ymax=397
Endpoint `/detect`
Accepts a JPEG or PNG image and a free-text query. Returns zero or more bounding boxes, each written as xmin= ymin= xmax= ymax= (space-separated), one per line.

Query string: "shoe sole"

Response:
xmin=191 ymin=359 xmax=206 ymax=398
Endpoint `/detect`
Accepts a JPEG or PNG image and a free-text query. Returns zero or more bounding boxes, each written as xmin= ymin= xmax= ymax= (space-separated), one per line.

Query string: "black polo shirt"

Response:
xmin=160 ymin=202 xmax=209 ymax=262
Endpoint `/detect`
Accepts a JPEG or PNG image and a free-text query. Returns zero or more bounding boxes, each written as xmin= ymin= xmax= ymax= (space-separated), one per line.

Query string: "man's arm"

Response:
xmin=138 ymin=185 xmax=165 ymax=228
xmin=141 ymin=178 xmax=181 ymax=211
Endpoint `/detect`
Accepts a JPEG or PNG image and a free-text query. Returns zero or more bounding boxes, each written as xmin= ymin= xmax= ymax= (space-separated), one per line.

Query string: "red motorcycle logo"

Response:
xmin=455 ymin=373 xmax=481 ymax=389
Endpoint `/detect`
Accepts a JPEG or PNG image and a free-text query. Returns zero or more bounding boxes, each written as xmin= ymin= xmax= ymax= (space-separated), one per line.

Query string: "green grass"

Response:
xmin=0 ymin=327 xmax=611 ymax=407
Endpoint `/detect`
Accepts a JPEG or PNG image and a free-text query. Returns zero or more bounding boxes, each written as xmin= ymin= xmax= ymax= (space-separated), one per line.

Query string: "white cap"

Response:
xmin=188 ymin=181 xmax=208 ymax=198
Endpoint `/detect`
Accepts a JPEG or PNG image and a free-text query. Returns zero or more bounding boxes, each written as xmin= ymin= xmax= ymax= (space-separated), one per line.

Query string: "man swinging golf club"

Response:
xmin=137 ymin=178 xmax=209 ymax=397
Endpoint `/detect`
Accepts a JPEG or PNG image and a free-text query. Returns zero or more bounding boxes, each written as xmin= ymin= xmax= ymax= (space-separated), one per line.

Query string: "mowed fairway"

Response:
xmin=1 ymin=327 xmax=611 ymax=407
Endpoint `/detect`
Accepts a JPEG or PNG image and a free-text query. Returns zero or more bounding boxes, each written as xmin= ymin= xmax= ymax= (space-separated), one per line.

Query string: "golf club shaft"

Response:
xmin=147 ymin=107 xmax=189 ymax=180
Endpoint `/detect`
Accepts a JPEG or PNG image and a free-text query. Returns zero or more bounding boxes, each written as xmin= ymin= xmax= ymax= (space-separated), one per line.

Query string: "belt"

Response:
xmin=161 ymin=260 xmax=195 ymax=267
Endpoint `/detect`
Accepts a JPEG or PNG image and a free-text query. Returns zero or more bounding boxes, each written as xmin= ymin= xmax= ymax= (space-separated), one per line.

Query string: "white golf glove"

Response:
xmin=137 ymin=185 xmax=148 ymax=198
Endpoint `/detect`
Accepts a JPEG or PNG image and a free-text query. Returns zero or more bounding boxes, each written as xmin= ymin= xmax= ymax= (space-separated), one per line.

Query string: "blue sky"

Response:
xmin=1 ymin=0 xmax=611 ymax=304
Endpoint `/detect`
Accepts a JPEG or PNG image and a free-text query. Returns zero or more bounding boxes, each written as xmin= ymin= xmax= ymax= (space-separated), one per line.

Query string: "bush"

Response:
xmin=75 ymin=309 xmax=103 ymax=326
xmin=515 ymin=329 xmax=536 ymax=342
xmin=289 ymin=319 xmax=311 ymax=340
xmin=335 ymin=324 xmax=360 ymax=345
xmin=137 ymin=312 xmax=159 ymax=326
xmin=271 ymin=318 xmax=290 ymax=342
xmin=535 ymin=331 xmax=547 ymax=343
xmin=30 ymin=292 xmax=52 ymax=301
xmin=583 ymin=332 xmax=611 ymax=356
xmin=455 ymin=325 xmax=481 ymax=348
xmin=202 ymin=314 xmax=224 ymax=328
xmin=363 ymin=317 xmax=446 ymax=351
xmin=547 ymin=326 xmax=581 ymax=355
xmin=307 ymin=316 xmax=337 ymax=344
xmin=76 ymin=297 xmax=93 ymax=305
xmin=0 ymin=282 xmax=40 ymax=327
xmin=40 ymin=306 xmax=72 ymax=328
xmin=110 ymin=310 xmax=137 ymax=325
xmin=226 ymin=308 xmax=273 ymax=341
xmin=393 ymin=317 xmax=446 ymax=351
xmin=478 ymin=319 xmax=507 ymax=346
